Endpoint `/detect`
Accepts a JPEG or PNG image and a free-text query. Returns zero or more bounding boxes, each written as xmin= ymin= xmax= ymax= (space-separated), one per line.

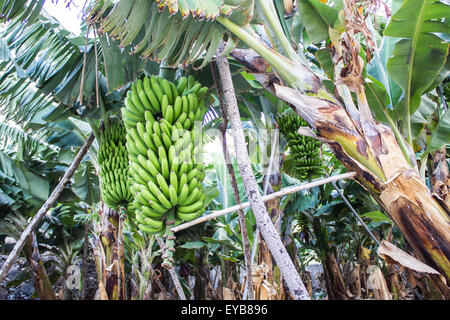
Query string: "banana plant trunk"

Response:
xmin=23 ymin=234 xmax=56 ymax=300
xmin=310 ymin=217 xmax=350 ymax=300
xmin=228 ymin=47 xmax=450 ymax=294
xmin=91 ymin=204 xmax=126 ymax=300
xmin=431 ymin=147 xmax=450 ymax=213
xmin=276 ymin=83 xmax=450 ymax=287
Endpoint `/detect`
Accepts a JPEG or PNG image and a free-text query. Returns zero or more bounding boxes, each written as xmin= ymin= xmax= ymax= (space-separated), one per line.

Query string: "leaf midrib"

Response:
xmin=405 ymin=0 xmax=428 ymax=143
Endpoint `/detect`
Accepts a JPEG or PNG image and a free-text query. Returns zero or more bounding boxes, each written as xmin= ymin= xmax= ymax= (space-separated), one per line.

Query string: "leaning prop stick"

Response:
xmin=171 ymin=171 xmax=356 ymax=233
xmin=0 ymin=133 xmax=96 ymax=283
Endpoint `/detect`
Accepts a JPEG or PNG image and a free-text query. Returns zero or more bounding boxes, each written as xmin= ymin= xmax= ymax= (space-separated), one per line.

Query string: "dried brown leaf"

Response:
xmin=367 ymin=265 xmax=392 ymax=300
xmin=377 ymin=240 xmax=442 ymax=276
xmin=222 ymin=287 xmax=236 ymax=300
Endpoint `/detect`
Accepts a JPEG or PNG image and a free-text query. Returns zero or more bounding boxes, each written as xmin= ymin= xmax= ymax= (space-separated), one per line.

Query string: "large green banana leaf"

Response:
xmin=71 ymin=161 xmax=100 ymax=206
xmin=296 ymin=0 xmax=340 ymax=44
xmin=384 ymin=0 xmax=449 ymax=122
xmin=425 ymin=109 xmax=450 ymax=154
xmin=90 ymin=0 xmax=239 ymax=68
xmin=0 ymin=0 xmax=44 ymax=24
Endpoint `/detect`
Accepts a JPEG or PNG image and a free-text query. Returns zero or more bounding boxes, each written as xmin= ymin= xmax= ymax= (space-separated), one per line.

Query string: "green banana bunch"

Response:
xmin=277 ymin=112 xmax=322 ymax=180
xmin=122 ymin=75 xmax=209 ymax=239
xmin=297 ymin=213 xmax=310 ymax=244
xmin=98 ymin=120 xmax=133 ymax=210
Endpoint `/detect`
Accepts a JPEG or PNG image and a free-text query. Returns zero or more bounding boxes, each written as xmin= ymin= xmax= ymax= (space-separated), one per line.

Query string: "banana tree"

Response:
xmin=87 ymin=0 xmax=450 ymax=294
xmin=0 ymin=5 xmax=151 ymax=287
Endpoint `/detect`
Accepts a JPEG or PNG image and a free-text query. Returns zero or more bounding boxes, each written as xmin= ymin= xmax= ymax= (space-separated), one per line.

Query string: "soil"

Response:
xmin=0 ymin=254 xmax=99 ymax=300
xmin=0 ymin=255 xmax=34 ymax=300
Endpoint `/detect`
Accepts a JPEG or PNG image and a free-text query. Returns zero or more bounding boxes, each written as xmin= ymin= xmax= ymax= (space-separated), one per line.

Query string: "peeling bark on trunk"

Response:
xmin=24 ymin=234 xmax=56 ymax=300
xmin=257 ymin=185 xmax=277 ymax=284
xmin=367 ymin=266 xmax=392 ymax=300
xmin=81 ymin=219 xmax=90 ymax=300
xmin=380 ymin=173 xmax=450 ymax=283
xmin=92 ymin=204 xmax=125 ymax=300
xmin=275 ymin=85 xmax=450 ymax=289
xmin=431 ymin=147 xmax=450 ymax=214
xmin=386 ymin=265 xmax=400 ymax=300
xmin=231 ymin=49 xmax=450 ymax=292
xmin=345 ymin=262 xmax=361 ymax=299
xmin=427 ymin=275 xmax=448 ymax=300
xmin=323 ymin=252 xmax=349 ymax=300
xmin=300 ymin=271 xmax=313 ymax=298
xmin=193 ymin=250 xmax=208 ymax=300
xmin=257 ymin=179 xmax=288 ymax=300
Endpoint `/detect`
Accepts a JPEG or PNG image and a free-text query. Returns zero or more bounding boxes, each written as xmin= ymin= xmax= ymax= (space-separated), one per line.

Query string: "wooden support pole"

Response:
xmin=0 ymin=133 xmax=96 ymax=284
xmin=215 ymin=47 xmax=311 ymax=300
xmin=171 ymin=172 xmax=356 ymax=233
xmin=211 ymin=61 xmax=255 ymax=300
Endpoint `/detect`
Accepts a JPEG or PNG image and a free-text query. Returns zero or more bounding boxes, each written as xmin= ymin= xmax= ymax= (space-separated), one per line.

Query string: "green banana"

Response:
xmin=150 ymin=76 xmax=164 ymax=102
xmin=177 ymin=184 xmax=189 ymax=203
xmin=157 ymin=190 xmax=172 ymax=210
xmin=173 ymin=96 xmax=182 ymax=119
xmin=176 ymin=210 xmax=200 ymax=222
xmin=141 ymin=205 xmax=165 ymax=219
xmin=177 ymin=200 xmax=203 ymax=214
xmin=176 ymin=76 xmax=187 ymax=94
xmin=170 ymin=156 xmax=179 ymax=174
xmin=170 ymin=170 xmax=178 ymax=193
xmin=168 ymin=184 xmax=178 ymax=206
xmin=148 ymin=199 xmax=168 ymax=214
xmin=277 ymin=112 xmax=322 ymax=180
xmin=161 ymin=94 xmax=169 ymax=119
xmin=162 ymin=79 xmax=173 ymax=103
xmin=138 ymin=222 xmax=163 ymax=234
xmin=178 ymin=173 xmax=187 ymax=193
xmin=147 ymin=148 xmax=161 ymax=171
xmin=162 ymin=132 xmax=172 ymax=150
xmin=156 ymin=173 xmax=171 ymax=199
xmin=182 ymin=187 xmax=201 ymax=205
xmin=138 ymin=89 xmax=156 ymax=113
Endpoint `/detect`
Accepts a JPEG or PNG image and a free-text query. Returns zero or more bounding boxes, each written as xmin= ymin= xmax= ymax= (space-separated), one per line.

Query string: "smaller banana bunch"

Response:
xmin=297 ymin=212 xmax=310 ymax=244
xmin=277 ymin=113 xmax=322 ymax=180
xmin=122 ymin=75 xmax=208 ymax=238
xmin=98 ymin=120 xmax=133 ymax=209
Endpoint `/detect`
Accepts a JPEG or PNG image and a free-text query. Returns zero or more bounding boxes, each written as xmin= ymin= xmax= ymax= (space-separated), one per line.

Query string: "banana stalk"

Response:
xmin=91 ymin=204 xmax=126 ymax=300
xmin=122 ymin=74 xmax=210 ymax=276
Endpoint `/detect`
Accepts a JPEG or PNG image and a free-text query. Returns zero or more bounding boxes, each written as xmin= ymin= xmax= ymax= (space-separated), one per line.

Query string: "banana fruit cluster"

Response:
xmin=98 ymin=120 xmax=133 ymax=209
xmin=122 ymin=75 xmax=208 ymax=235
xmin=277 ymin=113 xmax=322 ymax=180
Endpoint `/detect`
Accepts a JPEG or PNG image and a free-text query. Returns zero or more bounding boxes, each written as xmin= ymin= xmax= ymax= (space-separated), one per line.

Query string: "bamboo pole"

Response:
xmin=214 ymin=47 xmax=314 ymax=300
xmin=171 ymin=171 xmax=357 ymax=233
xmin=0 ymin=132 xmax=96 ymax=284
xmin=211 ymin=62 xmax=255 ymax=300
